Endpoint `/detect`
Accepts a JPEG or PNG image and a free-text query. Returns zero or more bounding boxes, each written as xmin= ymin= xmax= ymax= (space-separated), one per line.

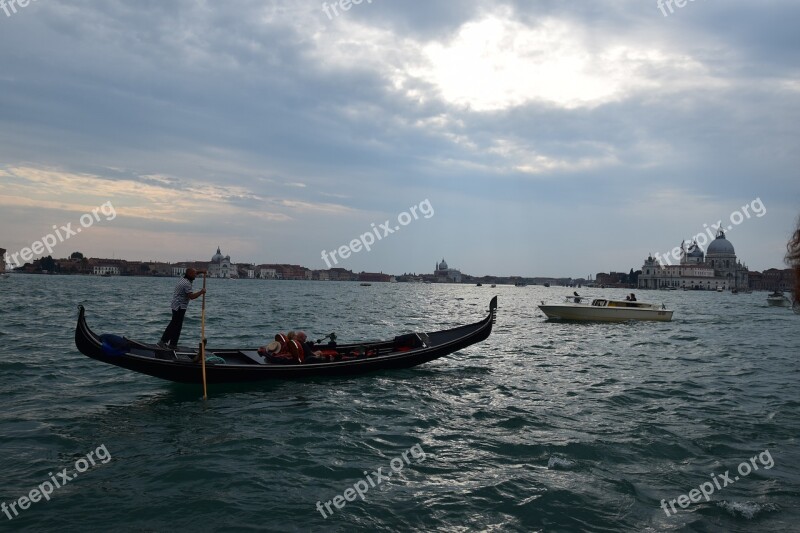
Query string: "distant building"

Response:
xmin=258 ymin=267 xmax=277 ymax=279
xmin=147 ymin=262 xmax=173 ymax=276
xmin=750 ymin=268 xmax=795 ymax=292
xmin=93 ymin=265 xmax=120 ymax=276
xmin=327 ymin=268 xmax=356 ymax=281
xmin=208 ymin=247 xmax=236 ymax=278
xmin=638 ymin=230 xmax=749 ymax=290
xmin=434 ymin=258 xmax=462 ymax=283
xmin=358 ymin=272 xmax=392 ymax=283
xmin=87 ymin=258 xmax=128 ymax=275
xmin=171 ymin=261 xmax=206 ymax=277
xmin=596 ymin=272 xmax=629 ymax=287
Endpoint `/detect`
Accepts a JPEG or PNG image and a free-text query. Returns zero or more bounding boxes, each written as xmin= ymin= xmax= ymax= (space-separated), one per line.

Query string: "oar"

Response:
xmin=200 ymin=272 xmax=208 ymax=400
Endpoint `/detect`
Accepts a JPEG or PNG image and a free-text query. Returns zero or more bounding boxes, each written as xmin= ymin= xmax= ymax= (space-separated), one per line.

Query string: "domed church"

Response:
xmin=208 ymin=247 xmax=237 ymax=278
xmin=434 ymin=258 xmax=462 ymax=283
xmin=706 ymin=231 xmax=743 ymax=276
xmin=638 ymin=230 xmax=749 ymax=290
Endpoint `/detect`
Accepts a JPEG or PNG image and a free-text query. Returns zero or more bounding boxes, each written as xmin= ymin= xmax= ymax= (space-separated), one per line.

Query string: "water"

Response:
xmin=1 ymin=275 xmax=798 ymax=532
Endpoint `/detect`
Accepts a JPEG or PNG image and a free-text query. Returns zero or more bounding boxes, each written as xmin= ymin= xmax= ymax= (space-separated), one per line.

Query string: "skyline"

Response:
xmin=1 ymin=1 xmax=799 ymax=277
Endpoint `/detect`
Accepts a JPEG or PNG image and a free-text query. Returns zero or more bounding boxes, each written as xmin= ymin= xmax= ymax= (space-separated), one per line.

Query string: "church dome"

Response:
xmin=438 ymin=258 xmax=448 ymax=270
xmin=707 ymin=232 xmax=735 ymax=255
xmin=212 ymin=247 xmax=224 ymax=262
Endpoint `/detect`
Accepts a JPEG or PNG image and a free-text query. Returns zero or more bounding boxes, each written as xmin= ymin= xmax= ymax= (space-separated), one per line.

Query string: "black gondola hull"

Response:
xmin=75 ymin=297 xmax=497 ymax=384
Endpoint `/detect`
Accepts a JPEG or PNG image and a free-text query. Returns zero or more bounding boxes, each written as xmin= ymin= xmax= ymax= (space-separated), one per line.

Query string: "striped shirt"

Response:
xmin=171 ymin=277 xmax=194 ymax=311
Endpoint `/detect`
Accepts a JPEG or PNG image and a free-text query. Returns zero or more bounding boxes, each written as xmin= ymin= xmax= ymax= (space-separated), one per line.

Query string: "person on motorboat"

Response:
xmin=625 ymin=293 xmax=637 ymax=301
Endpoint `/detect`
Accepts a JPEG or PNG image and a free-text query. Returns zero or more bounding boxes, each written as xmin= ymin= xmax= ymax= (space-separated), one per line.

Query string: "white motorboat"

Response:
xmin=538 ymin=296 xmax=673 ymax=322
xmin=766 ymin=291 xmax=791 ymax=307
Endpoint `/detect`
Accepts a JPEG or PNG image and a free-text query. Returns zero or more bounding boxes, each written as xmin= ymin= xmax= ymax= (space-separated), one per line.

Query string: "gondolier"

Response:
xmin=159 ymin=268 xmax=206 ymax=349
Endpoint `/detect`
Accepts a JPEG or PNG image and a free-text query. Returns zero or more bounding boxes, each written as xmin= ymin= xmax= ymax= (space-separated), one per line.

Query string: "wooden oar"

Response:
xmin=200 ymin=272 xmax=208 ymax=400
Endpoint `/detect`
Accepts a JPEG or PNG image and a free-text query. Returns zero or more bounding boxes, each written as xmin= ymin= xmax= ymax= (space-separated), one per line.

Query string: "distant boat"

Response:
xmin=360 ymin=283 xmax=372 ymax=287
xmin=476 ymin=283 xmax=483 ymax=287
xmin=515 ymin=282 xmax=526 ymax=287
xmin=491 ymin=284 xmax=496 ymax=288
xmin=716 ymin=287 xmax=724 ymax=292
xmin=539 ymin=296 xmax=673 ymax=322
xmin=767 ymin=291 xmax=791 ymax=307
xmin=544 ymin=283 xmax=550 ymax=288
xmin=0 ymin=273 xmax=9 ymax=279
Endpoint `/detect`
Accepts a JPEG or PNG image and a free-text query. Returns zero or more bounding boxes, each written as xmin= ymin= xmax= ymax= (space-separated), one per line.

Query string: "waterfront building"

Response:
xmin=596 ymin=272 xmax=631 ymax=288
xmin=146 ymin=262 xmax=173 ymax=276
xmin=258 ymin=267 xmax=278 ymax=279
xmin=434 ymin=258 xmax=462 ymax=283
xmin=326 ymin=268 xmax=356 ymax=281
xmin=93 ymin=265 xmax=120 ymax=276
xmin=750 ymin=268 xmax=795 ymax=292
xmin=638 ymin=230 xmax=749 ymax=290
xmin=358 ymin=272 xmax=392 ymax=283
xmin=208 ymin=247 xmax=237 ymax=278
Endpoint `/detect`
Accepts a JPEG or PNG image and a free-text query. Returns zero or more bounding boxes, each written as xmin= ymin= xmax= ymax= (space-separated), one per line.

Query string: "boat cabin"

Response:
xmin=592 ymin=299 xmax=655 ymax=309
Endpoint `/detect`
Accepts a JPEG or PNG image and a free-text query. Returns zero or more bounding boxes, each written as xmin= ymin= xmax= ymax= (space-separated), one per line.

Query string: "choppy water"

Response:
xmin=1 ymin=275 xmax=798 ymax=532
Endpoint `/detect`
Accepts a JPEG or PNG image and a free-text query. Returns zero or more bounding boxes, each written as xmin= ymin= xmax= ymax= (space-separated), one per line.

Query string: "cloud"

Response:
xmin=0 ymin=0 xmax=798 ymax=274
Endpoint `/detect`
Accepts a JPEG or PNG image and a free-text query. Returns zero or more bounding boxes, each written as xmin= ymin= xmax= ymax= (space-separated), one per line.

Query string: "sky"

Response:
xmin=1 ymin=0 xmax=799 ymax=278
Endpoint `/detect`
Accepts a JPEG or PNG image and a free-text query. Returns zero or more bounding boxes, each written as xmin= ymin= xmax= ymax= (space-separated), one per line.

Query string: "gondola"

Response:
xmin=74 ymin=297 xmax=497 ymax=384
